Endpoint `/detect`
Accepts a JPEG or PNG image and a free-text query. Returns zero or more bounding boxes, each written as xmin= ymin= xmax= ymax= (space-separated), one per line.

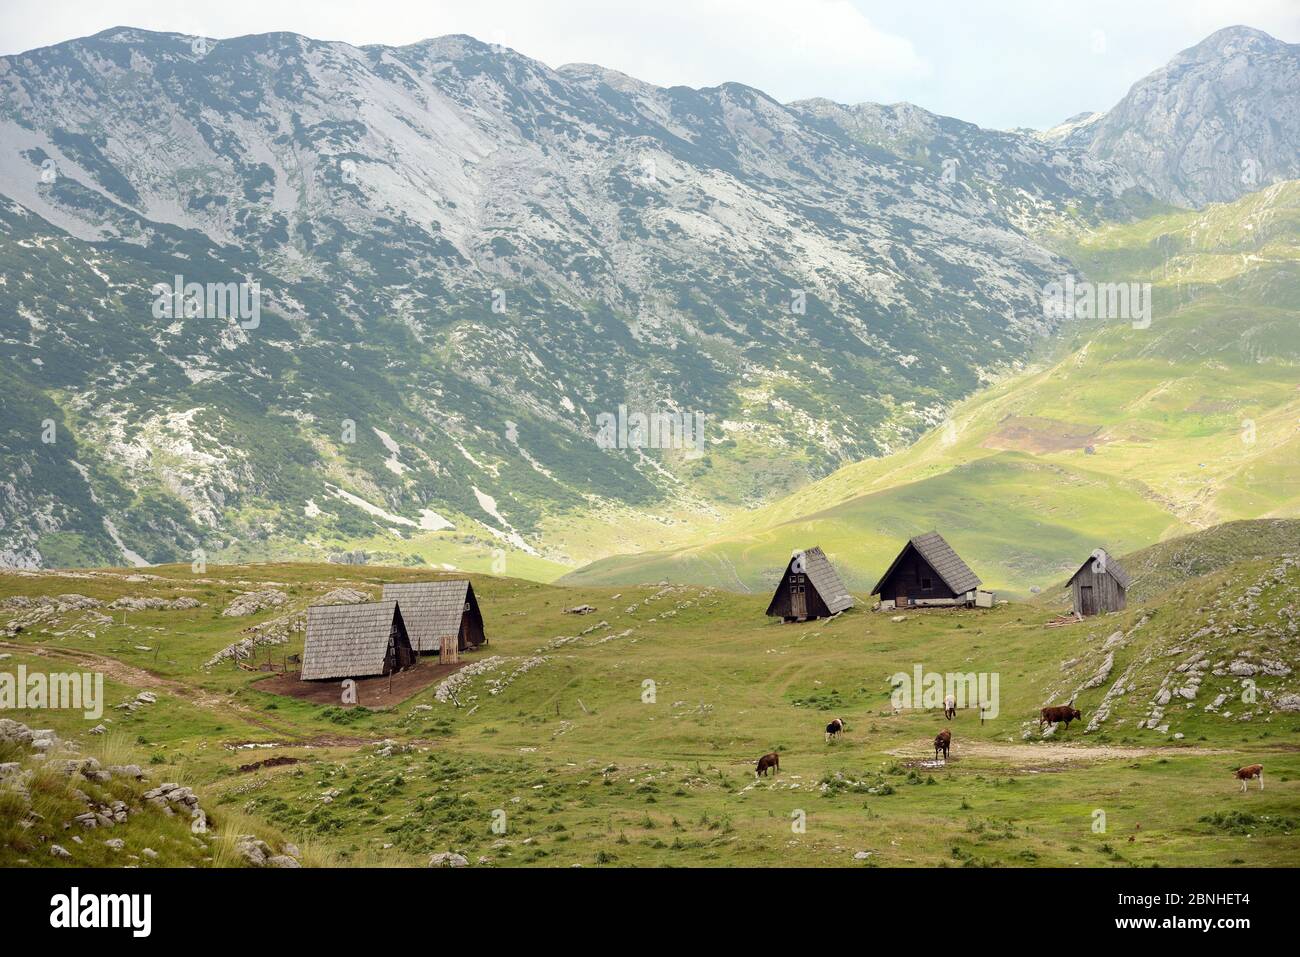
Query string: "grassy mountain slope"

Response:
xmin=1112 ymin=518 xmax=1300 ymax=603
xmin=563 ymin=182 xmax=1300 ymax=594
xmin=0 ymin=521 xmax=1296 ymax=867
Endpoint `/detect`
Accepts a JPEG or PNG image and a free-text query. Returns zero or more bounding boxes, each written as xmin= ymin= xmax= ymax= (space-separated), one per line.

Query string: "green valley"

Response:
xmin=564 ymin=182 xmax=1300 ymax=594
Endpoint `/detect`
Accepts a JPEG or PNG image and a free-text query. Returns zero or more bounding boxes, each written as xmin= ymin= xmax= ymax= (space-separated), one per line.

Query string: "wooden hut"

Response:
xmin=765 ymin=546 xmax=854 ymax=622
xmin=1067 ymin=548 xmax=1129 ymax=616
xmin=300 ymin=600 xmax=415 ymax=681
xmin=381 ymin=580 xmax=485 ymax=654
xmin=871 ymin=531 xmax=992 ymax=609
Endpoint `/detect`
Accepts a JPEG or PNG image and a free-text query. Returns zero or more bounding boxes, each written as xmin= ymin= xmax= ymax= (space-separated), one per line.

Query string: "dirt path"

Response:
xmin=888 ymin=738 xmax=1227 ymax=767
xmin=2 ymin=640 xmax=298 ymax=738
xmin=2 ymin=640 xmax=459 ymax=751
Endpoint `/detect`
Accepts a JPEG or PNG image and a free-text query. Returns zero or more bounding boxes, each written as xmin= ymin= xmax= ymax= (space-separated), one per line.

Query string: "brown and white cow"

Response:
xmin=1236 ymin=764 xmax=1264 ymax=792
xmin=934 ymin=729 xmax=952 ymax=763
xmin=1040 ymin=705 xmax=1083 ymax=730
xmin=756 ymin=752 xmax=781 ymax=778
xmin=825 ymin=717 xmax=845 ymax=742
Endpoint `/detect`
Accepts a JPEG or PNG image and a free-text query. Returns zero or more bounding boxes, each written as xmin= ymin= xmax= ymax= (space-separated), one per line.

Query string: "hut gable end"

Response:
xmin=765 ymin=546 xmax=854 ymax=620
xmin=872 ymin=531 xmax=981 ymax=602
xmin=382 ymin=580 xmax=484 ymax=652
xmin=1068 ymin=548 xmax=1130 ymax=616
xmin=1068 ymin=548 xmax=1131 ymax=589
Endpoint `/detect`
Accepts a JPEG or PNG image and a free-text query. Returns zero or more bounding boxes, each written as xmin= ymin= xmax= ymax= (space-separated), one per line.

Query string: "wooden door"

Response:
xmin=1079 ymin=584 xmax=1096 ymax=616
xmin=790 ymin=575 xmax=807 ymax=619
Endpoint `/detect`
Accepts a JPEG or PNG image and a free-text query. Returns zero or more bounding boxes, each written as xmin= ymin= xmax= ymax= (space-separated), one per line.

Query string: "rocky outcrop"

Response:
xmin=222 ymin=590 xmax=289 ymax=617
xmin=234 ymin=835 xmax=302 ymax=868
xmin=435 ymin=656 xmax=503 ymax=704
xmin=108 ymin=595 xmax=202 ymax=610
xmin=1059 ymin=26 xmax=1300 ymax=206
xmin=1081 ymin=652 xmax=1115 ymax=690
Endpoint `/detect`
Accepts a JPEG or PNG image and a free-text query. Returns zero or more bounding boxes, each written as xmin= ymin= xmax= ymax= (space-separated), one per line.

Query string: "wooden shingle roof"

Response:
xmin=796 ymin=546 xmax=855 ymax=614
xmin=381 ymin=581 xmax=470 ymax=652
xmin=1069 ymin=548 xmax=1131 ymax=589
xmin=301 ymin=600 xmax=404 ymax=680
xmin=872 ymin=531 xmax=982 ymax=595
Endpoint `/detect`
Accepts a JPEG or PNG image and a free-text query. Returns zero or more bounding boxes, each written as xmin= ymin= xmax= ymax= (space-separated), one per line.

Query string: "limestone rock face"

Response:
xmin=1057 ymin=26 xmax=1300 ymax=207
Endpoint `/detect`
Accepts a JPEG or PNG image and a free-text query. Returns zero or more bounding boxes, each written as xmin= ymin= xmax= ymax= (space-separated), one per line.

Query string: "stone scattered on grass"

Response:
xmin=222 ymin=589 xmax=289 ymax=618
xmin=429 ymin=852 xmax=469 ymax=867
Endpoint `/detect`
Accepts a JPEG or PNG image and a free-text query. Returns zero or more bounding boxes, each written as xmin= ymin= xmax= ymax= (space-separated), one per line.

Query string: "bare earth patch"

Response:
xmin=888 ymin=738 xmax=1226 ymax=768
xmin=253 ymin=657 xmax=470 ymax=708
xmin=981 ymin=415 xmax=1104 ymax=454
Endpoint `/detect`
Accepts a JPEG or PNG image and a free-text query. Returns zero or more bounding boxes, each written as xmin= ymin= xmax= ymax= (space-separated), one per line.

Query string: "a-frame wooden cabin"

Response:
xmin=871 ymin=531 xmax=991 ymax=609
xmin=1067 ymin=548 xmax=1129 ymax=616
xmin=765 ymin=546 xmax=854 ymax=622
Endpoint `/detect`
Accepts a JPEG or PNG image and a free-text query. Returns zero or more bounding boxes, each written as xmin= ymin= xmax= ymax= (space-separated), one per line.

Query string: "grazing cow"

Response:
xmin=756 ymin=751 xmax=781 ymax=778
xmin=944 ymin=694 xmax=956 ymax=721
xmin=1039 ymin=705 xmax=1083 ymax=730
xmin=825 ymin=717 xmax=845 ymax=742
xmin=934 ymin=729 xmax=951 ymax=763
xmin=1236 ymin=764 xmax=1264 ymax=792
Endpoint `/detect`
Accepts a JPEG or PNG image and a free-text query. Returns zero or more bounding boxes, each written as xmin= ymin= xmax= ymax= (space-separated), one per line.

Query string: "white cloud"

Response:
xmin=461 ymin=0 xmax=930 ymax=101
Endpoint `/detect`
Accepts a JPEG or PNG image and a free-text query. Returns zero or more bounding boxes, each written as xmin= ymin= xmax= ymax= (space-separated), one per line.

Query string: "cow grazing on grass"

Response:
xmin=756 ymin=752 xmax=781 ymax=778
xmin=1236 ymin=764 xmax=1264 ymax=792
xmin=944 ymin=694 xmax=956 ymax=720
xmin=934 ymin=729 xmax=951 ymax=763
xmin=825 ymin=717 xmax=845 ymax=742
xmin=1040 ymin=705 xmax=1082 ymax=730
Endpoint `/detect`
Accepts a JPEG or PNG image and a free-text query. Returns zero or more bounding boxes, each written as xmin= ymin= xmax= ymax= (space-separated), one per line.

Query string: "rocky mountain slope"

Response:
xmin=1048 ymin=26 xmax=1300 ymax=207
xmin=1037 ymin=539 xmax=1300 ymax=743
xmin=1115 ymin=519 xmax=1300 ymax=603
xmin=0 ymin=717 xmax=297 ymax=867
xmin=0 ymin=27 xmax=1156 ymax=571
xmin=0 ymin=25 xmax=1292 ymax=573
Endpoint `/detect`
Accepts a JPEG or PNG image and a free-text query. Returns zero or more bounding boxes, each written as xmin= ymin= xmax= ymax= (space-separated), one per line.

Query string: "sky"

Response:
xmin=1 ymin=0 xmax=1297 ymax=130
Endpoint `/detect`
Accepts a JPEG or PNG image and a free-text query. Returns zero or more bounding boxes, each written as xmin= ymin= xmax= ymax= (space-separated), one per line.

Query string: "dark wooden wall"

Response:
xmin=879 ymin=548 xmax=959 ymax=602
xmin=460 ymin=584 xmax=486 ymax=648
xmin=768 ymin=572 xmax=833 ymax=620
xmin=1070 ymin=568 xmax=1126 ymax=616
xmin=384 ymin=620 xmax=416 ymax=673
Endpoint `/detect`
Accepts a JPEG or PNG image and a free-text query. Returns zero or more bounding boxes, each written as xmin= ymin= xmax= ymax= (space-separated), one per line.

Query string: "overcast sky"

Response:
xmin=2 ymin=0 xmax=1297 ymax=129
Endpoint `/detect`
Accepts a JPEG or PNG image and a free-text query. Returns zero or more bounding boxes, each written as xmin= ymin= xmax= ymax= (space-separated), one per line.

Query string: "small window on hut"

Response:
xmin=921 ymin=577 xmax=933 ymax=591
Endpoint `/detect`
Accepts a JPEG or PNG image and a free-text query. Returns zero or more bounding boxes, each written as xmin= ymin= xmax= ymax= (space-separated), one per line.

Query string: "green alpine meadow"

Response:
xmin=0 ymin=7 xmax=1296 ymax=887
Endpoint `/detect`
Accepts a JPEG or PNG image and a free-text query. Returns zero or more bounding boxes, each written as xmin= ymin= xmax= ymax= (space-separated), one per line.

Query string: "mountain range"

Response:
xmin=0 ymin=24 xmax=1295 ymax=576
